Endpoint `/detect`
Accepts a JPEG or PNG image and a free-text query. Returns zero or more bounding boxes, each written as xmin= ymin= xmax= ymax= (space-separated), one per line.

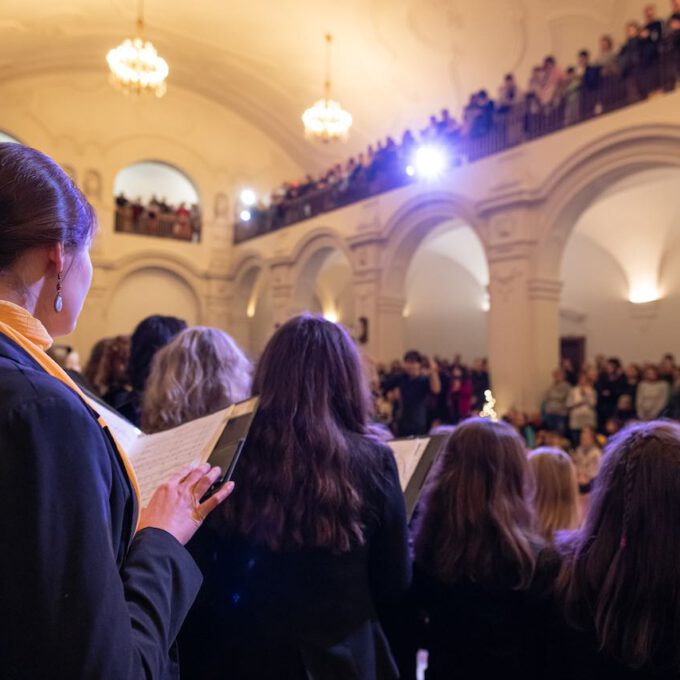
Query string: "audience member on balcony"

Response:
xmin=528 ymin=448 xmax=580 ymax=545
xmin=566 ymin=373 xmax=598 ymax=445
xmin=596 ymin=34 xmax=619 ymax=77
xmin=641 ymin=3 xmax=664 ymax=66
xmin=623 ymin=362 xmax=641 ymax=400
xmin=572 ymin=426 xmax=602 ymax=495
xmin=179 ymin=315 xmax=410 ymax=680
xmin=659 ymin=352 xmax=677 ymax=383
xmin=497 ymin=73 xmax=520 ymax=113
xmin=141 ymin=327 xmax=252 ymax=434
xmin=576 ymin=50 xmax=601 ymax=117
xmin=411 ymin=418 xmax=555 ymax=680
xmin=635 ymin=365 xmax=670 ymax=420
xmin=544 ymin=369 xmax=572 ymax=435
xmin=538 ymin=56 xmax=565 ymax=108
xmin=618 ymin=21 xmax=647 ymax=101
xmin=563 ymin=67 xmax=582 ymax=125
xmin=552 ymin=421 xmax=680 ymax=679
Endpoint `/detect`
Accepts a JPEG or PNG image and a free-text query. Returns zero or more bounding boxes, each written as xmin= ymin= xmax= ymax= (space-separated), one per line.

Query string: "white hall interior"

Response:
xmin=1 ymin=0 xmax=679 ymax=413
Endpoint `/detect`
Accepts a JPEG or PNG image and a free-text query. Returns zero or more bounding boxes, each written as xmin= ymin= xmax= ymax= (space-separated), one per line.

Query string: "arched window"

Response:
xmin=113 ymin=161 xmax=201 ymax=242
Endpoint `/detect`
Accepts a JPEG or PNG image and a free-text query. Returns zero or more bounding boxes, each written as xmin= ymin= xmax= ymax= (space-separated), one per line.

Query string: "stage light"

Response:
xmin=405 ymin=165 xmax=415 ymax=177
xmin=239 ymin=209 xmax=252 ymax=222
xmin=240 ymin=188 xmax=257 ymax=207
xmin=414 ymin=146 xmax=446 ymax=179
xmin=629 ymin=283 xmax=660 ymax=304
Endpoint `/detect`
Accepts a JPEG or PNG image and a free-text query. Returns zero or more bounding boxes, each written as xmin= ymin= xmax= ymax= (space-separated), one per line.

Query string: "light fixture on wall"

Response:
xmin=323 ymin=308 xmax=339 ymax=323
xmin=107 ymin=0 xmax=169 ymax=98
xmin=302 ymin=34 xmax=352 ymax=143
xmin=629 ymin=283 xmax=661 ymax=304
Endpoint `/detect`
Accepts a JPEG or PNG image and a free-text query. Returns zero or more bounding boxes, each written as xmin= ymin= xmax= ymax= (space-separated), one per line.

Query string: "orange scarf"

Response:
xmin=0 ymin=300 xmax=142 ymax=529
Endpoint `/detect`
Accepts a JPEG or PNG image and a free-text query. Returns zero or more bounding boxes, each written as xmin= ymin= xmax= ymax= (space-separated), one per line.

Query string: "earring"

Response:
xmin=54 ymin=272 xmax=63 ymax=313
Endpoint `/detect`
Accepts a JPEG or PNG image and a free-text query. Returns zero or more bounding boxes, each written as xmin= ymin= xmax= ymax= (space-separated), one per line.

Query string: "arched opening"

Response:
xmin=106 ymin=267 xmax=201 ymax=336
xmin=560 ymin=166 xmax=680 ymax=364
xmin=404 ymin=220 xmax=489 ymax=362
xmin=293 ymin=246 xmax=354 ymax=326
xmin=233 ymin=264 xmax=272 ymax=358
xmin=113 ymin=161 xmax=202 ymax=242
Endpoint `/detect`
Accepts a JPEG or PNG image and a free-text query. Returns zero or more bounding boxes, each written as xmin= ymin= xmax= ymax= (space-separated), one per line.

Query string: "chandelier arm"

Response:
xmin=137 ymin=0 xmax=144 ymax=36
xmin=324 ymin=33 xmax=332 ymax=101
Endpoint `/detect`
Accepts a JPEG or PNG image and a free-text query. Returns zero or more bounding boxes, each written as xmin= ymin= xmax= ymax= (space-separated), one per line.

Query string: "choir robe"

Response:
xmin=0 ymin=332 xmax=202 ymax=679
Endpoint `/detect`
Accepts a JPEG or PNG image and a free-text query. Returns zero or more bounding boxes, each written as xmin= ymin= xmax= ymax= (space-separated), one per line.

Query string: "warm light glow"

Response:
xmin=239 ymin=209 xmax=252 ymax=222
xmin=323 ymin=308 xmax=339 ymax=323
xmin=405 ymin=165 xmax=415 ymax=177
xmin=246 ymin=300 xmax=256 ymax=318
xmin=240 ymin=188 xmax=257 ymax=207
xmin=414 ymin=146 xmax=447 ymax=179
xmin=107 ymin=35 xmax=169 ymax=97
xmin=302 ymin=99 xmax=352 ymax=143
xmin=629 ymin=283 xmax=661 ymax=304
xmin=481 ymin=292 xmax=490 ymax=312
xmin=480 ymin=390 xmax=498 ymax=421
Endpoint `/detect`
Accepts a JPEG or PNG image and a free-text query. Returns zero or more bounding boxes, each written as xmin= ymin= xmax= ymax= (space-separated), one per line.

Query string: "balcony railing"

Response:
xmin=234 ymin=37 xmax=680 ymax=244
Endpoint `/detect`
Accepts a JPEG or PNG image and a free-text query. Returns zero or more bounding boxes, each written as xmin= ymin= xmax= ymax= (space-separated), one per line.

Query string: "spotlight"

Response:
xmin=239 ymin=209 xmax=252 ymax=222
xmin=405 ymin=165 xmax=415 ymax=177
xmin=414 ymin=146 xmax=446 ymax=179
xmin=240 ymin=188 xmax=257 ymax=206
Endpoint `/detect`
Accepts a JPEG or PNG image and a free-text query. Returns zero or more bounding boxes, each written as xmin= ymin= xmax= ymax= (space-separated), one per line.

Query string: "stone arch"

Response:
xmin=103 ymin=252 xmax=205 ymax=334
xmin=534 ymin=124 xmax=680 ymax=279
xmin=381 ymin=191 xmax=486 ymax=296
xmin=288 ymin=228 xmax=355 ymax=321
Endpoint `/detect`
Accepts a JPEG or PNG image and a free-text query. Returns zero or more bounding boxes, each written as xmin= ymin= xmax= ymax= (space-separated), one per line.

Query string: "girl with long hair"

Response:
xmin=552 ymin=421 xmax=680 ymax=678
xmin=411 ymin=418 xmax=557 ymax=679
xmin=142 ymin=326 xmax=252 ymax=433
xmin=528 ymin=447 xmax=580 ymax=544
xmin=180 ymin=314 xmax=410 ymax=679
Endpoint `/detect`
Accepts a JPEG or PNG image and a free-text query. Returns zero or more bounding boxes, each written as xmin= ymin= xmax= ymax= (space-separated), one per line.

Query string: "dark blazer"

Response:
xmin=0 ymin=333 xmax=202 ymax=679
xmin=179 ymin=434 xmax=411 ymax=680
xmin=411 ymin=549 xmax=559 ymax=680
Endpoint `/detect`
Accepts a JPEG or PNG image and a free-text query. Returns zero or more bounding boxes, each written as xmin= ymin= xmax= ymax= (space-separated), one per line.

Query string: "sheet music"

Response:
xmin=129 ymin=407 xmax=233 ymax=506
xmin=388 ymin=438 xmax=431 ymax=491
xmin=85 ymin=397 xmax=141 ymax=454
xmin=230 ymin=397 xmax=259 ymax=419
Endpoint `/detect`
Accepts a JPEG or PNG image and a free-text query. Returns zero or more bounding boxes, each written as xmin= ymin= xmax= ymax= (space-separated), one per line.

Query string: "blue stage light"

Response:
xmin=414 ymin=146 xmax=446 ymax=179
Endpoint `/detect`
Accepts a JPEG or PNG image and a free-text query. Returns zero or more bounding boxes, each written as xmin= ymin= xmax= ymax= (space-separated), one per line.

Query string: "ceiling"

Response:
xmin=0 ymin=0 xmax=653 ymax=171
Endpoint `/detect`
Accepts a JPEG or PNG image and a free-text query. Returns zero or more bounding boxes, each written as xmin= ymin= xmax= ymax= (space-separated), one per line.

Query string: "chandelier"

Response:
xmin=107 ymin=0 xmax=169 ymax=98
xmin=302 ymin=34 xmax=352 ymax=143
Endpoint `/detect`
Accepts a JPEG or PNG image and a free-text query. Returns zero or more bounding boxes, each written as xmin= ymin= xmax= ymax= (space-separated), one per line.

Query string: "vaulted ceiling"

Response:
xmin=0 ymin=0 xmax=653 ymax=170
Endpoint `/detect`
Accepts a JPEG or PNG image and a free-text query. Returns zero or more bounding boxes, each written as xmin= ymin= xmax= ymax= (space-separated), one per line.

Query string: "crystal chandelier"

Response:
xmin=302 ymin=34 xmax=352 ymax=143
xmin=107 ymin=0 xmax=169 ymax=98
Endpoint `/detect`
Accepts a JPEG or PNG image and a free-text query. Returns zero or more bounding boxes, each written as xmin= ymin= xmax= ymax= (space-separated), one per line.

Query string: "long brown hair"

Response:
xmin=528 ymin=448 xmax=580 ymax=544
xmin=414 ymin=418 xmax=539 ymax=589
xmin=558 ymin=421 xmax=680 ymax=671
xmin=220 ymin=314 xmax=374 ymax=553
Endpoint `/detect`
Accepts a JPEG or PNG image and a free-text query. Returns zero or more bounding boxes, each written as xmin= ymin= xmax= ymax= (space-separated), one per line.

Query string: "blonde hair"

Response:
xmin=528 ymin=447 xmax=580 ymax=544
xmin=142 ymin=326 xmax=252 ymax=433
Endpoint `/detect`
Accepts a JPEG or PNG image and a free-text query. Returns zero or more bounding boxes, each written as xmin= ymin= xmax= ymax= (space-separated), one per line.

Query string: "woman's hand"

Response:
xmin=138 ymin=463 xmax=235 ymax=545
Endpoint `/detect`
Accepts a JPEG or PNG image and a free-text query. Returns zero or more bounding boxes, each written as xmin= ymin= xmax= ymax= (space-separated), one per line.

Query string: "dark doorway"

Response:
xmin=561 ymin=336 xmax=586 ymax=376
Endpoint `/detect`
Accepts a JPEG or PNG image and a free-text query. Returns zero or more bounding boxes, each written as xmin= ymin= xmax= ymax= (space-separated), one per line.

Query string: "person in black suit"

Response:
xmin=408 ymin=417 xmax=558 ymax=680
xmin=0 ymin=143 xmax=233 ymax=679
xmin=179 ymin=314 xmax=411 ymax=680
xmin=545 ymin=421 xmax=680 ymax=679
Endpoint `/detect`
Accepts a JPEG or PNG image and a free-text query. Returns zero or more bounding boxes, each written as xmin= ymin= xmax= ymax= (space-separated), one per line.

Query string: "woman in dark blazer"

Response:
xmin=179 ymin=314 xmax=411 ymax=679
xmin=409 ymin=418 xmax=558 ymax=680
xmin=0 ymin=143 xmax=232 ymax=678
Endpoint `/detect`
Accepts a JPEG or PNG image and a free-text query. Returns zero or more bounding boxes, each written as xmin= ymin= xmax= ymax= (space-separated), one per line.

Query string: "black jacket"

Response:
xmin=0 ymin=333 xmax=202 ymax=679
xmin=179 ymin=435 xmax=411 ymax=680
xmin=411 ymin=549 xmax=559 ymax=680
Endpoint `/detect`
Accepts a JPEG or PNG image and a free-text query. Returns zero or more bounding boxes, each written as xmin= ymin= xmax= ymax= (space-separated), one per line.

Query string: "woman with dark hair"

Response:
xmin=0 ymin=143 xmax=233 ymax=678
xmin=180 ymin=314 xmax=410 ymax=679
xmin=551 ymin=421 xmax=680 ymax=678
xmin=410 ymin=418 xmax=556 ymax=679
xmin=117 ymin=314 xmax=187 ymax=426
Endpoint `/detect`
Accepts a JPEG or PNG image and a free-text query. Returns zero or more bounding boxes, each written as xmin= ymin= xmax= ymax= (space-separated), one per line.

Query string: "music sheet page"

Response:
xmin=388 ymin=438 xmax=431 ymax=491
xmin=128 ymin=407 xmax=233 ymax=506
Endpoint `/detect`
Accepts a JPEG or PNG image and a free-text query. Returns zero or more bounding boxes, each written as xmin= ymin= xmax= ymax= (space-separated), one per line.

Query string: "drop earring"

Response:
xmin=54 ymin=272 xmax=63 ymax=313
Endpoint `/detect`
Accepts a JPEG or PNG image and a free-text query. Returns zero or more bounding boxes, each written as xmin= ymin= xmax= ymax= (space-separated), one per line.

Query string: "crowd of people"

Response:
xmin=237 ymin=2 xmax=680 ymax=241
xmin=115 ymin=192 xmax=201 ymax=242
xmin=5 ymin=141 xmax=680 ymax=679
